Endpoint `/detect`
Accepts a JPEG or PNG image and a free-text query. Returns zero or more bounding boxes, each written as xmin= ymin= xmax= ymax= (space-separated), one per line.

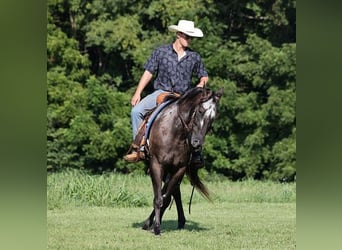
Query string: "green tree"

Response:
xmin=47 ymin=0 xmax=296 ymax=181
xmin=47 ymin=8 xmax=133 ymax=171
xmin=205 ymin=34 xmax=295 ymax=180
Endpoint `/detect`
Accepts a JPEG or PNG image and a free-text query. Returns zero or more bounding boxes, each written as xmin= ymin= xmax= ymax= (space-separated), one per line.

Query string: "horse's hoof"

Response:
xmin=177 ymin=219 xmax=186 ymax=229
xmin=153 ymin=226 xmax=161 ymax=235
xmin=142 ymin=219 xmax=153 ymax=230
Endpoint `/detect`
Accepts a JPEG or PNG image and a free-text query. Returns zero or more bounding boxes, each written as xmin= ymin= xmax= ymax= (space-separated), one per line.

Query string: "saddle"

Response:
xmin=125 ymin=92 xmax=180 ymax=161
xmin=156 ymin=92 xmax=180 ymax=105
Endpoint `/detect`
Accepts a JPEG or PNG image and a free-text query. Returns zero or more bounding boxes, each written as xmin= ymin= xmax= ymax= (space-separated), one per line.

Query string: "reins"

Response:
xmin=176 ymin=89 xmax=213 ymax=134
xmin=189 ymin=185 xmax=195 ymax=214
xmin=169 ymin=185 xmax=195 ymax=214
xmin=175 ymin=88 xmax=214 ymax=214
xmin=177 ymin=107 xmax=197 ymax=134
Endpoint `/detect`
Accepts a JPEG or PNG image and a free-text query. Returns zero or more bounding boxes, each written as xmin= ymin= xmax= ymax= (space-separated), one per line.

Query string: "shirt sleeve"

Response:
xmin=144 ymin=48 xmax=159 ymax=74
xmin=194 ymin=54 xmax=208 ymax=79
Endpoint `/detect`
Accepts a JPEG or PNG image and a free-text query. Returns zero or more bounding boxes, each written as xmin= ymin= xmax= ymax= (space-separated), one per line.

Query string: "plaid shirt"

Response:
xmin=144 ymin=44 xmax=208 ymax=94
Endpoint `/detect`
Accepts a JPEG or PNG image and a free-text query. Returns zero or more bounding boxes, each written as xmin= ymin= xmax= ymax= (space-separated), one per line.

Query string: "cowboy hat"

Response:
xmin=168 ymin=20 xmax=203 ymax=38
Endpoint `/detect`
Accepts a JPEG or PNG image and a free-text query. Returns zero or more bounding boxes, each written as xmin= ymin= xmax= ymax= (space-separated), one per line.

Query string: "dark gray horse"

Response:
xmin=142 ymin=87 xmax=223 ymax=235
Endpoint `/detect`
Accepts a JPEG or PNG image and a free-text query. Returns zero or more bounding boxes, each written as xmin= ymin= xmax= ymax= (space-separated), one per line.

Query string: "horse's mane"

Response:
xmin=178 ymin=87 xmax=203 ymax=103
xmin=177 ymin=87 xmax=213 ymax=111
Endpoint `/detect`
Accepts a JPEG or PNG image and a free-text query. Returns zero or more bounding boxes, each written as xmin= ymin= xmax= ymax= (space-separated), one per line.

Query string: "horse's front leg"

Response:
xmin=162 ymin=167 xmax=186 ymax=202
xmin=161 ymin=174 xmax=186 ymax=229
xmin=142 ymin=177 xmax=171 ymax=231
xmin=161 ymin=167 xmax=186 ymax=228
xmin=159 ymin=181 xmax=172 ymax=223
xmin=150 ymin=158 xmax=163 ymax=235
xmin=157 ymin=184 xmax=185 ymax=230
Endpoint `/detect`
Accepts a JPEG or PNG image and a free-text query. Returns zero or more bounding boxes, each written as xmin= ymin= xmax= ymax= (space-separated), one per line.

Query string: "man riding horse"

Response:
xmin=124 ymin=20 xmax=208 ymax=166
xmin=141 ymin=86 xmax=223 ymax=235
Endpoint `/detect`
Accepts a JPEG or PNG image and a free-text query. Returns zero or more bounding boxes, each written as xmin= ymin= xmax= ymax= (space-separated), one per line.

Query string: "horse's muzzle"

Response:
xmin=191 ymin=138 xmax=202 ymax=149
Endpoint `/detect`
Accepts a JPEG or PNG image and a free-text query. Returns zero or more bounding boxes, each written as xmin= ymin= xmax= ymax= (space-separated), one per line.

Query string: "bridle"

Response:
xmin=177 ymin=89 xmax=214 ymax=134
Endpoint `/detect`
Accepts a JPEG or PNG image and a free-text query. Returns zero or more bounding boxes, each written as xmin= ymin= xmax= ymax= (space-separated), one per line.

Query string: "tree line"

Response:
xmin=47 ymin=0 xmax=296 ymax=181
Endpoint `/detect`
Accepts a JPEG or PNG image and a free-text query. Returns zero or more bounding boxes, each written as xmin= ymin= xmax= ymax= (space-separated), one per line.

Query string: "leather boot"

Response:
xmin=124 ymin=150 xmax=140 ymax=162
xmin=124 ymin=145 xmax=146 ymax=162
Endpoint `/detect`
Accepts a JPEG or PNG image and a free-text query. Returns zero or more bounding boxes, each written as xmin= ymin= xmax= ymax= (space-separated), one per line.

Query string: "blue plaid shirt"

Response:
xmin=144 ymin=44 xmax=208 ymax=94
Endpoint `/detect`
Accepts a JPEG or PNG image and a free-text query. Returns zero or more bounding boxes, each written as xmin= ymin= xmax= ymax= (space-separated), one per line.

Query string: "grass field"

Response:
xmin=47 ymin=170 xmax=296 ymax=249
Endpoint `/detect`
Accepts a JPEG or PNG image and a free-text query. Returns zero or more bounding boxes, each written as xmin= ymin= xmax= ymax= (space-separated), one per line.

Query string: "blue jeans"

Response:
xmin=131 ymin=89 xmax=168 ymax=139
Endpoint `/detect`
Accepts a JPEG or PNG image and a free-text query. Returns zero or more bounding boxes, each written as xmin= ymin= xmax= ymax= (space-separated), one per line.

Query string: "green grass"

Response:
xmin=47 ymin=170 xmax=150 ymax=209
xmin=47 ymin=169 xmax=296 ymax=249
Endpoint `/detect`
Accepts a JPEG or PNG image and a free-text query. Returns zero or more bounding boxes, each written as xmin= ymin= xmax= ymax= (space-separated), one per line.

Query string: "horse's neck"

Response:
xmin=178 ymin=103 xmax=196 ymax=122
xmin=155 ymin=97 xmax=198 ymax=133
xmin=158 ymin=104 xmax=186 ymax=133
xmin=176 ymin=91 xmax=202 ymax=120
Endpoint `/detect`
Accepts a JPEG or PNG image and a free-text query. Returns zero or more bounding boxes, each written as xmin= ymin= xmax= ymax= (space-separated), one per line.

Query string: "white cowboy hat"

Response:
xmin=168 ymin=20 xmax=204 ymax=38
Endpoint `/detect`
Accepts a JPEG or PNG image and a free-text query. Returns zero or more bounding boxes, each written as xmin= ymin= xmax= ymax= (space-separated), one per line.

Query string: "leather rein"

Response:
xmin=175 ymin=90 xmax=213 ymax=214
xmin=177 ymin=90 xmax=213 ymax=134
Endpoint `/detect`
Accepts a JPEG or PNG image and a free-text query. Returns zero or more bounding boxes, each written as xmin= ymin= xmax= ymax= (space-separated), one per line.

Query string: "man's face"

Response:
xmin=178 ymin=32 xmax=193 ymax=47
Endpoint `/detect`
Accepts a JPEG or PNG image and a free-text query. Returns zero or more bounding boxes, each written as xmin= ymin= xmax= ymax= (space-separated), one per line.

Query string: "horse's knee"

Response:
xmin=154 ymin=196 xmax=163 ymax=208
xmin=131 ymin=105 xmax=142 ymax=117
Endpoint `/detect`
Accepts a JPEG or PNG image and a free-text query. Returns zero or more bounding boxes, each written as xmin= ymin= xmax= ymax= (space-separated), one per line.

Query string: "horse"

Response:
xmin=142 ymin=87 xmax=223 ymax=235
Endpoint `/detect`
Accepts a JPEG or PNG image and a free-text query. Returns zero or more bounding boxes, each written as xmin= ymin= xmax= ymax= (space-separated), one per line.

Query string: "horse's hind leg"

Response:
xmin=142 ymin=210 xmax=155 ymax=230
xmin=173 ymin=184 xmax=186 ymax=229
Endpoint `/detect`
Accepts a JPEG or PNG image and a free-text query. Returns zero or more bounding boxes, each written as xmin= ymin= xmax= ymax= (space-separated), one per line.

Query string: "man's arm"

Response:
xmin=131 ymin=70 xmax=153 ymax=106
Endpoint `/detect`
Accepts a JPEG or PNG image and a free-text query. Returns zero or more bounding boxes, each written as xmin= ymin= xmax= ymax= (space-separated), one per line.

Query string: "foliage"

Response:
xmin=47 ymin=169 xmax=296 ymax=209
xmin=47 ymin=0 xmax=296 ymax=181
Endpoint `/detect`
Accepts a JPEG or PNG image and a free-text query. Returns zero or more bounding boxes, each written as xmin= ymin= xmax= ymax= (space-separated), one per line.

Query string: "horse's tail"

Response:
xmin=186 ymin=165 xmax=212 ymax=202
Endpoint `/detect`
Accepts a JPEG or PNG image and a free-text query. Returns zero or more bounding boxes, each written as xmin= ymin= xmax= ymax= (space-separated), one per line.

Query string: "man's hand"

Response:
xmin=197 ymin=76 xmax=208 ymax=88
xmin=131 ymin=70 xmax=153 ymax=106
xmin=131 ymin=93 xmax=141 ymax=106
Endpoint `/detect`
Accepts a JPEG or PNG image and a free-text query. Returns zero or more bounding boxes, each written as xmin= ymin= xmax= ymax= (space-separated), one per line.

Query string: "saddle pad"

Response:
xmin=145 ymin=100 xmax=173 ymax=140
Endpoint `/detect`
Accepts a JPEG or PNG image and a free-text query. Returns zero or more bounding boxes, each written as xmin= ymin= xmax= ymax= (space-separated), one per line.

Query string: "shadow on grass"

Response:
xmin=132 ymin=219 xmax=209 ymax=232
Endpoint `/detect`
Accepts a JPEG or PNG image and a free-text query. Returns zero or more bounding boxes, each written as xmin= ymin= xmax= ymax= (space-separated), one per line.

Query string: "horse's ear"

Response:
xmin=201 ymin=86 xmax=206 ymax=95
xmin=214 ymin=88 xmax=224 ymax=102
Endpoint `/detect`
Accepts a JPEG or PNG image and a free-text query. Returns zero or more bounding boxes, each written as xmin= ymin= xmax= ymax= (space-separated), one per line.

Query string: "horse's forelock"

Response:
xmin=200 ymin=89 xmax=214 ymax=103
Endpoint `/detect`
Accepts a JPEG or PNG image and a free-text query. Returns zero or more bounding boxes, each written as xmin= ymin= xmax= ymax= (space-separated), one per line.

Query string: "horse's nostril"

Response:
xmin=191 ymin=139 xmax=201 ymax=148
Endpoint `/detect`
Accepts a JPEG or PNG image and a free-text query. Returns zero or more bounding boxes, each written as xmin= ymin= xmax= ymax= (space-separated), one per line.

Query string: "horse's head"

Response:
xmin=189 ymin=88 xmax=224 ymax=150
